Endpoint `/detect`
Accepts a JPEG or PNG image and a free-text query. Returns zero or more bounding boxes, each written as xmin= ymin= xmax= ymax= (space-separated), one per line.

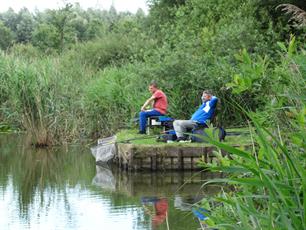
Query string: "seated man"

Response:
xmin=138 ymin=81 xmax=168 ymax=134
xmin=173 ymin=90 xmax=218 ymax=141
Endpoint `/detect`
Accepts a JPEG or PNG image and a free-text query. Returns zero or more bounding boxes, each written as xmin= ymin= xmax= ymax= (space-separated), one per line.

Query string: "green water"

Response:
xmin=0 ymin=134 xmax=219 ymax=230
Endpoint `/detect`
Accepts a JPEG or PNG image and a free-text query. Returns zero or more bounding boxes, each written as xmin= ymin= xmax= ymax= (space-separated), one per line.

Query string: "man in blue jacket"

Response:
xmin=173 ymin=90 xmax=218 ymax=141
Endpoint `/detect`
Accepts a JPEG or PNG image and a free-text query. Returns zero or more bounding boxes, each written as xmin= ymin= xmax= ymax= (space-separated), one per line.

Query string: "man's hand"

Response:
xmin=141 ymin=96 xmax=155 ymax=112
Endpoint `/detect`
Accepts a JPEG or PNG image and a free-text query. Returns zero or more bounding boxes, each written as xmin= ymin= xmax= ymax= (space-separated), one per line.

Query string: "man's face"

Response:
xmin=202 ymin=93 xmax=211 ymax=102
xmin=149 ymin=85 xmax=157 ymax=94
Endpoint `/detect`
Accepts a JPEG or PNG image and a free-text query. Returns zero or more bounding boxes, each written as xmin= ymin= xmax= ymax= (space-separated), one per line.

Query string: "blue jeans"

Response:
xmin=139 ymin=109 xmax=163 ymax=132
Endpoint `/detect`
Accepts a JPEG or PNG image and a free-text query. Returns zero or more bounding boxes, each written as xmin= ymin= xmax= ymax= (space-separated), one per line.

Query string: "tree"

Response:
xmin=0 ymin=8 xmax=18 ymax=33
xmin=0 ymin=21 xmax=14 ymax=50
xmin=47 ymin=3 xmax=75 ymax=52
xmin=16 ymin=8 xmax=35 ymax=43
xmin=106 ymin=5 xmax=118 ymax=31
xmin=32 ymin=23 xmax=58 ymax=52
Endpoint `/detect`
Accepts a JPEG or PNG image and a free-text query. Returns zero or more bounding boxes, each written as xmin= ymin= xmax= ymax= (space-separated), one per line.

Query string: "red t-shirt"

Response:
xmin=152 ymin=198 xmax=168 ymax=227
xmin=153 ymin=90 xmax=168 ymax=114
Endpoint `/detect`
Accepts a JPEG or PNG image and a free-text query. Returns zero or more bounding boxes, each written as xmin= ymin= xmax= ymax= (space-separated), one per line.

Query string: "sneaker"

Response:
xmin=138 ymin=131 xmax=146 ymax=135
xmin=176 ymin=137 xmax=186 ymax=142
xmin=179 ymin=139 xmax=191 ymax=143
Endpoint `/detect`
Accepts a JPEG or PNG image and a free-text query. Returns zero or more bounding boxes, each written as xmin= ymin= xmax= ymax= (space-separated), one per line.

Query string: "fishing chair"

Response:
xmin=188 ymin=98 xmax=226 ymax=142
xmin=146 ymin=116 xmax=174 ymax=135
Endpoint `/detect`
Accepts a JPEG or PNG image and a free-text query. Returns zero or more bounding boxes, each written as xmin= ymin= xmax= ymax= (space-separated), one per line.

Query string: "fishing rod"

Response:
xmin=119 ymin=135 xmax=159 ymax=143
xmin=94 ymin=134 xmax=158 ymax=147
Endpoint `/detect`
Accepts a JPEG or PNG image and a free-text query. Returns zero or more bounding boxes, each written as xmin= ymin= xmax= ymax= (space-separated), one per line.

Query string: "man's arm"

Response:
xmin=141 ymin=96 xmax=155 ymax=111
xmin=209 ymin=97 xmax=218 ymax=107
xmin=203 ymin=97 xmax=218 ymax=113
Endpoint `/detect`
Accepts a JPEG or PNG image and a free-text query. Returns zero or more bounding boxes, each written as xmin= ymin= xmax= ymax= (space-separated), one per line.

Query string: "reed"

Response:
xmin=0 ymin=53 xmax=90 ymax=146
xmin=198 ymin=42 xmax=306 ymax=229
xmin=199 ymin=110 xmax=305 ymax=229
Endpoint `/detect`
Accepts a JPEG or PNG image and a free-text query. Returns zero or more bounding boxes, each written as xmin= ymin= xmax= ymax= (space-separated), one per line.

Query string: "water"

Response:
xmin=0 ymin=134 xmax=220 ymax=230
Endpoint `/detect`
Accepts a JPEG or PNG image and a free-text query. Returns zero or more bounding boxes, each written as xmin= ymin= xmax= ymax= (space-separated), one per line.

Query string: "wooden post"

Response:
xmin=178 ymin=149 xmax=183 ymax=170
xmin=151 ymin=154 xmax=157 ymax=171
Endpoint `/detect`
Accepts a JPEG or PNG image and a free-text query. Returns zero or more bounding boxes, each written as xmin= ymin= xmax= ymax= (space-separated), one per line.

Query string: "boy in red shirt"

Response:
xmin=139 ymin=81 xmax=168 ymax=134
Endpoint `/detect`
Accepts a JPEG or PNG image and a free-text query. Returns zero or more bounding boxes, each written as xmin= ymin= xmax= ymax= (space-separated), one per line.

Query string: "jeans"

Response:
xmin=139 ymin=109 xmax=163 ymax=132
xmin=173 ymin=120 xmax=197 ymax=138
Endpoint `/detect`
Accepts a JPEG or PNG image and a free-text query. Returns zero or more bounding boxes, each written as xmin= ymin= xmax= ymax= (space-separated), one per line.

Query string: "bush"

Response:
xmin=83 ymin=64 xmax=148 ymax=137
xmin=199 ymin=41 xmax=306 ymax=230
xmin=70 ymin=34 xmax=133 ymax=70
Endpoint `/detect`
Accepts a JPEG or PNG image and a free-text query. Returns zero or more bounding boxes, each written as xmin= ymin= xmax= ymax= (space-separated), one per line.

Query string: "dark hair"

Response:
xmin=203 ymin=90 xmax=213 ymax=95
xmin=149 ymin=80 xmax=158 ymax=88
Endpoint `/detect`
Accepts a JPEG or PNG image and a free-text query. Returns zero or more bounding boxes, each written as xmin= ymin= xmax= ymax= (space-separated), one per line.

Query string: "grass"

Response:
xmin=115 ymin=127 xmax=252 ymax=147
xmin=196 ymin=110 xmax=306 ymax=229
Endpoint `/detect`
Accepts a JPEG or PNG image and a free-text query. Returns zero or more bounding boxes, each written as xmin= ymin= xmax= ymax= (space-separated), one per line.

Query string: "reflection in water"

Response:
xmin=92 ymin=165 xmax=116 ymax=191
xmin=0 ymin=134 xmax=221 ymax=230
xmin=93 ymin=165 xmax=221 ymax=230
xmin=142 ymin=197 xmax=169 ymax=229
xmin=96 ymin=165 xmax=221 ymax=198
xmin=174 ymin=195 xmax=203 ymax=211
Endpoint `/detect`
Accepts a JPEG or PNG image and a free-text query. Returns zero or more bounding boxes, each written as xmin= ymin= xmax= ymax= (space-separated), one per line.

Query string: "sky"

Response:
xmin=0 ymin=0 xmax=149 ymax=14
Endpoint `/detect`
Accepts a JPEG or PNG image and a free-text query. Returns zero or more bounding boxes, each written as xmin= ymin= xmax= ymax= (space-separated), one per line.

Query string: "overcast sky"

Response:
xmin=0 ymin=0 xmax=149 ymax=13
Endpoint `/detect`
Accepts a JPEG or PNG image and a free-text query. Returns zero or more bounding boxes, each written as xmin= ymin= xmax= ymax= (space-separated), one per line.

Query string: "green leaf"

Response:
xmin=277 ymin=42 xmax=287 ymax=53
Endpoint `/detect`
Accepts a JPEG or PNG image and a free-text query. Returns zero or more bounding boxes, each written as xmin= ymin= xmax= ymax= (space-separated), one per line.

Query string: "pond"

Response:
xmin=0 ymin=134 xmax=220 ymax=230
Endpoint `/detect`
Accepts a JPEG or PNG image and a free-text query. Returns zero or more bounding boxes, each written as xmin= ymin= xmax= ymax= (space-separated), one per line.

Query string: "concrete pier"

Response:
xmin=114 ymin=143 xmax=230 ymax=171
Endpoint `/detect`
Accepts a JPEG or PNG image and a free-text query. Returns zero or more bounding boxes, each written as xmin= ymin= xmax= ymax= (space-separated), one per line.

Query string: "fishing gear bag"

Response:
xmin=191 ymin=128 xmax=208 ymax=143
xmin=191 ymin=126 xmax=226 ymax=143
xmin=214 ymin=127 xmax=226 ymax=141
xmin=156 ymin=130 xmax=177 ymax=142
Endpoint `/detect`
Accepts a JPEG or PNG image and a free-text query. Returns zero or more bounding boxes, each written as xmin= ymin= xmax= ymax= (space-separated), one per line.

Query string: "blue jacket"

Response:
xmin=191 ymin=96 xmax=218 ymax=124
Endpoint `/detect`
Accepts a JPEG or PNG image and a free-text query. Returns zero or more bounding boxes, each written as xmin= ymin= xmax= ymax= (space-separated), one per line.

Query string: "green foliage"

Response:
xmin=46 ymin=3 xmax=76 ymax=52
xmin=0 ymin=52 xmax=91 ymax=145
xmin=138 ymin=0 xmax=303 ymax=126
xmin=0 ymin=2 xmax=304 ymax=229
xmin=0 ymin=21 xmax=14 ymax=50
xmin=199 ymin=110 xmax=305 ymax=229
xmin=116 ymin=127 xmax=251 ymax=146
xmin=8 ymin=43 xmax=44 ymax=59
xmin=0 ymin=1 xmax=305 ymax=146
xmin=0 ymin=8 xmax=19 ymax=33
xmin=0 ymin=136 xmax=95 ymax=216
xmin=226 ymin=37 xmax=306 ymax=127
xmin=0 ymin=3 xmax=148 ymax=52
xmin=83 ymin=64 xmax=148 ymax=137
xmin=15 ymin=8 xmax=35 ymax=43
xmin=197 ymin=37 xmax=305 ymax=229
xmin=0 ymin=123 xmax=12 ymax=132
xmin=32 ymin=23 xmax=59 ymax=53
xmin=71 ymin=34 xmax=133 ymax=70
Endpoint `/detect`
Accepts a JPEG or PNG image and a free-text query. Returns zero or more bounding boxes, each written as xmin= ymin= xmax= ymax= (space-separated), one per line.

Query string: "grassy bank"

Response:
xmin=116 ymin=128 xmax=252 ymax=147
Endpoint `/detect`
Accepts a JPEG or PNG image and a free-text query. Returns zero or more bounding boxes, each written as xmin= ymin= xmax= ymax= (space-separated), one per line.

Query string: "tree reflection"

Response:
xmin=0 ymin=134 xmax=221 ymax=230
xmin=0 ymin=134 xmax=95 ymax=220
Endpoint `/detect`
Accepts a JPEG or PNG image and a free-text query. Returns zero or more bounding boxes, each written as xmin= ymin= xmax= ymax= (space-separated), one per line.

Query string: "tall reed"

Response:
xmin=0 ymin=53 xmax=89 ymax=145
xmin=199 ymin=43 xmax=305 ymax=229
xmin=199 ymin=111 xmax=305 ymax=229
